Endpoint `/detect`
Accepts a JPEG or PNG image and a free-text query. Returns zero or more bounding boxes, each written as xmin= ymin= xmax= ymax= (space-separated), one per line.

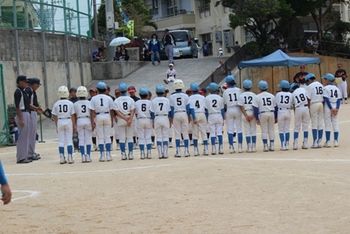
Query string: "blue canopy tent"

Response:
xmin=238 ymin=49 xmax=321 ymax=90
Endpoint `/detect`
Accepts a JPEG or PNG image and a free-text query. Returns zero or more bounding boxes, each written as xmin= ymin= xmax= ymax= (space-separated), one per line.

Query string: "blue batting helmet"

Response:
xmin=139 ymin=87 xmax=149 ymax=96
xmin=96 ymin=82 xmax=107 ymax=90
xmin=277 ymin=80 xmax=290 ymax=89
xmin=119 ymin=82 xmax=128 ymax=92
xmin=258 ymin=80 xmax=268 ymax=90
xmin=156 ymin=85 xmax=165 ymax=93
xmin=207 ymin=82 xmax=219 ymax=91
xmin=190 ymin=83 xmax=200 ymax=92
xmin=322 ymin=73 xmax=335 ymax=82
xmin=305 ymin=73 xmax=316 ymax=81
xmin=225 ymin=75 xmax=235 ymax=84
xmin=242 ymin=79 xmax=252 ymax=89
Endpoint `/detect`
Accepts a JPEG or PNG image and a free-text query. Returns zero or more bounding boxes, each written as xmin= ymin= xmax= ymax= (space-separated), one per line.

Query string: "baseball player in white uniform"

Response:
xmin=74 ymin=86 xmax=92 ymax=163
xmin=163 ymin=63 xmax=177 ymax=84
xmin=205 ymin=82 xmax=225 ymax=155
xmin=290 ymin=83 xmax=310 ymax=150
xmin=135 ymin=87 xmax=153 ymax=159
xmin=223 ymin=75 xmax=243 ymax=153
xmin=305 ymin=73 xmax=324 ymax=148
xmin=275 ymin=80 xmax=293 ymax=150
xmin=151 ymin=85 xmax=171 ymax=159
xmin=253 ymin=80 xmax=277 ymax=152
xmin=169 ymin=79 xmax=190 ymax=157
xmin=188 ymin=83 xmax=208 ymax=156
xmin=89 ymin=82 xmax=114 ymax=162
xmin=52 ymin=86 xmax=76 ymax=164
xmin=238 ymin=79 xmax=257 ymax=153
xmin=322 ymin=73 xmax=341 ymax=147
xmin=114 ymin=82 xmax=136 ymax=160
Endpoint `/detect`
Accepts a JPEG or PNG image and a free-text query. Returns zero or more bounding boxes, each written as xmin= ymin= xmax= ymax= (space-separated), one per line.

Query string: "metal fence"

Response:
xmin=0 ymin=64 xmax=10 ymax=146
xmin=0 ymin=0 xmax=92 ymax=38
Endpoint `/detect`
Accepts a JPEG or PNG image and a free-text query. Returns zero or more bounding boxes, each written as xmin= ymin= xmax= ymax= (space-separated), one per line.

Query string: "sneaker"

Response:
xmin=311 ymin=143 xmax=319 ymax=149
xmin=185 ymin=149 xmax=190 ymax=157
xmin=302 ymin=143 xmax=308 ymax=149
xmin=263 ymin=144 xmax=269 ymax=152
xmin=68 ymin=156 xmax=74 ymax=164
xmin=85 ymin=155 xmax=92 ymax=163
xmin=269 ymin=143 xmax=275 ymax=151
xmin=194 ymin=147 xmax=199 ymax=156
xmin=229 ymin=145 xmax=235 ymax=154
xmin=140 ymin=151 xmax=145 ymax=160
xmin=93 ymin=144 xmax=98 ymax=151
xmin=152 ymin=143 xmax=156 ymax=149
xmin=121 ymin=152 xmax=127 ymax=160
xmin=147 ymin=150 xmax=152 ymax=159
xmin=238 ymin=144 xmax=243 ymax=153
xmin=251 ymin=143 xmax=256 ymax=153
xmin=60 ymin=156 xmax=67 ymax=164
xmin=334 ymin=140 xmax=339 ymax=147
xmin=203 ymin=145 xmax=209 ymax=156
xmin=106 ymin=152 xmax=113 ymax=162
xmin=163 ymin=79 xmax=169 ymax=84
xmin=169 ymin=142 xmax=173 ymax=148
xmin=128 ymin=152 xmax=134 ymax=160
xmin=174 ymin=152 xmax=181 ymax=158
xmin=211 ymin=145 xmax=217 ymax=155
xmin=323 ymin=141 xmax=331 ymax=148
xmin=99 ymin=155 xmax=106 ymax=162
xmin=218 ymin=145 xmax=224 ymax=154
xmin=82 ymin=155 xmax=86 ymax=163
xmin=345 ymin=100 xmax=348 ymax=104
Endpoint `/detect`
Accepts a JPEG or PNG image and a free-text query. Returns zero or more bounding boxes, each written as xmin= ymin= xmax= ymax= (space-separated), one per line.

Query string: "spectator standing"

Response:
xmin=335 ymin=63 xmax=348 ymax=104
xmin=162 ymin=29 xmax=177 ymax=65
xmin=233 ymin=41 xmax=241 ymax=53
xmin=148 ymin=34 xmax=161 ymax=66
xmin=202 ymin=41 xmax=209 ymax=57
xmin=312 ymin=36 xmax=319 ymax=55
xmin=278 ymin=34 xmax=289 ymax=52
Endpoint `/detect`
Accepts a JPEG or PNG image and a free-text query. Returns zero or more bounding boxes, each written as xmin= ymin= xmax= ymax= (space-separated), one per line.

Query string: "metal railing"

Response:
xmin=152 ymin=10 xmax=194 ymax=21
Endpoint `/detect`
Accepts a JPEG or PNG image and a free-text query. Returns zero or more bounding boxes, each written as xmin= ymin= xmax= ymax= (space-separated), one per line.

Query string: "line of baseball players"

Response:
xmin=51 ymin=72 xmax=341 ymax=164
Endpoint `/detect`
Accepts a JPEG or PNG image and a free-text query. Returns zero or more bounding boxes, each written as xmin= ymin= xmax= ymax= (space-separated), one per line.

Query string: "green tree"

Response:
xmin=96 ymin=0 xmax=157 ymax=39
xmin=1 ymin=9 xmax=26 ymax=28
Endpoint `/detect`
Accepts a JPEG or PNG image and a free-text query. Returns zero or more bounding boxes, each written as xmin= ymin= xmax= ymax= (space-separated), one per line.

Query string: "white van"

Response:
xmin=169 ymin=30 xmax=198 ymax=58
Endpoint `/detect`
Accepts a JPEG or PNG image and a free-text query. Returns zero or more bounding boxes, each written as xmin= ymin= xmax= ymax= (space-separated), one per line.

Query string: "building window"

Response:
xmin=245 ymin=30 xmax=255 ymax=43
xmin=167 ymin=0 xmax=178 ymax=17
xmin=201 ymin=33 xmax=213 ymax=55
xmin=198 ymin=0 xmax=210 ymax=14
xmin=150 ymin=0 xmax=159 ymax=15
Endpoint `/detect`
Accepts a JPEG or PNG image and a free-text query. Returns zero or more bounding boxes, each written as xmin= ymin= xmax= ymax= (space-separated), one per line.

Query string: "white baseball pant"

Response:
xmin=192 ymin=113 xmax=208 ymax=141
xmin=293 ymin=106 xmax=310 ymax=133
xmin=155 ymin=116 xmax=170 ymax=142
xmin=242 ymin=110 xmax=256 ymax=137
xmin=95 ymin=114 xmax=112 ymax=145
xmin=118 ymin=118 xmax=134 ymax=143
xmin=77 ymin=117 xmax=92 ymax=146
xmin=277 ymin=108 xmax=291 ymax=134
xmin=259 ymin=111 xmax=275 ymax=141
xmin=57 ymin=118 xmax=73 ymax=147
xmin=324 ymin=104 xmax=339 ymax=132
xmin=173 ymin=112 xmax=189 ymax=140
xmin=208 ymin=113 xmax=223 ymax=137
xmin=137 ymin=118 xmax=152 ymax=145
xmin=226 ymin=107 xmax=242 ymax=134
xmin=309 ymin=102 xmax=324 ymax=130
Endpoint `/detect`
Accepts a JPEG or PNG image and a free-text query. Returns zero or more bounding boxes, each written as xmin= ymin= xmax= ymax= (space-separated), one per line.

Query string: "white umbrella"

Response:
xmin=109 ymin=37 xmax=131 ymax=47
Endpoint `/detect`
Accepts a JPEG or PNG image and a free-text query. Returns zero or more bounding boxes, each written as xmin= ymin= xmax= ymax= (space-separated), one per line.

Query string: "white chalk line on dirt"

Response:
xmin=6 ymin=163 xmax=181 ymax=177
xmin=198 ymin=157 xmax=350 ymax=162
xmin=11 ymin=190 xmax=40 ymax=202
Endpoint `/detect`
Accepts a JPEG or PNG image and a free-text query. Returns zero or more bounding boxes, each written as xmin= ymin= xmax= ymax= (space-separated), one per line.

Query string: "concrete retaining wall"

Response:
xmin=92 ymin=60 xmax=147 ymax=80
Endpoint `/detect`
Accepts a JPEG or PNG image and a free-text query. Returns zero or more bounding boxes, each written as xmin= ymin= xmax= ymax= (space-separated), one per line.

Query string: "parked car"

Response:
xmin=169 ymin=30 xmax=198 ymax=58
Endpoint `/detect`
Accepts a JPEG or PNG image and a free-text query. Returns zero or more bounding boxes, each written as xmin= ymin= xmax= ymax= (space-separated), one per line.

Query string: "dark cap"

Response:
xmin=28 ymin=77 xmax=41 ymax=86
xmin=89 ymin=88 xmax=97 ymax=93
xmin=199 ymin=88 xmax=207 ymax=94
xmin=128 ymin=86 xmax=136 ymax=93
xmin=69 ymin=87 xmax=77 ymax=92
xmin=16 ymin=75 xmax=28 ymax=84
xmin=165 ymin=29 xmax=169 ymax=32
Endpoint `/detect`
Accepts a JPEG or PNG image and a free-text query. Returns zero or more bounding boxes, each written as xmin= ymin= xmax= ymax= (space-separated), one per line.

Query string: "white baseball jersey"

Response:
xmin=113 ymin=96 xmax=135 ymax=115
xmin=89 ymin=94 xmax=114 ymax=114
xmin=151 ymin=97 xmax=171 ymax=142
xmin=323 ymin=84 xmax=340 ymax=132
xmin=135 ymin=99 xmax=152 ymax=118
xmin=223 ymin=87 xmax=243 ymax=108
xmin=291 ymin=87 xmax=308 ymax=108
xmin=151 ymin=97 xmax=170 ymax=116
xmin=169 ymin=92 xmax=189 ymax=113
xmin=205 ymin=94 xmax=224 ymax=114
xmin=52 ymin=99 xmax=75 ymax=118
xmin=188 ymin=94 xmax=206 ymax=113
xmin=275 ymin=91 xmax=293 ymax=109
xmin=253 ymin=92 xmax=276 ymax=112
xmin=307 ymin=81 xmax=324 ymax=103
xmin=238 ymin=91 xmax=257 ymax=137
xmin=74 ymin=100 xmax=91 ymax=118
xmin=166 ymin=69 xmax=177 ymax=79
xmin=323 ymin=84 xmax=340 ymax=104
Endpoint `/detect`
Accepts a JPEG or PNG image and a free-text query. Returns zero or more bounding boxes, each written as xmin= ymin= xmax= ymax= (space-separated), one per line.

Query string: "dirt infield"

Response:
xmin=1 ymin=105 xmax=350 ymax=234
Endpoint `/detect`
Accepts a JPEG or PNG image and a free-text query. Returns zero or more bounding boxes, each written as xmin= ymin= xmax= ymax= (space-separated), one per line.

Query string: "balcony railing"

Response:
xmin=152 ymin=10 xmax=194 ymax=21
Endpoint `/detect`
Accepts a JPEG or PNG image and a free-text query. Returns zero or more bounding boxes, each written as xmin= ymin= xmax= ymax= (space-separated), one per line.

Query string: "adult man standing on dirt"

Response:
xmin=162 ymin=29 xmax=176 ymax=65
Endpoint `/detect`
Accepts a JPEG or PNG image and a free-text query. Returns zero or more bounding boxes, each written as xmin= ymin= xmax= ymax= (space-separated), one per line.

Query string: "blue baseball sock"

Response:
xmin=79 ymin=146 xmax=85 ymax=156
xmin=312 ymin=129 xmax=317 ymax=142
xmin=157 ymin=141 xmax=162 ymax=147
xmin=263 ymin=139 xmax=267 ymax=144
xmin=252 ymin=136 xmax=257 ymax=144
xmin=175 ymin=139 xmax=181 ymax=148
xmin=163 ymin=141 xmax=168 ymax=146
xmin=98 ymin=144 xmax=104 ymax=153
xmin=325 ymin=131 xmax=331 ymax=141
xmin=285 ymin=132 xmax=290 ymax=142
xmin=218 ymin=135 xmax=223 ymax=145
xmin=211 ymin=136 xmax=216 ymax=146
xmin=294 ymin=132 xmax=299 ymax=141
xmin=193 ymin=139 xmax=198 ymax=148
xmin=147 ymin=144 xmax=152 ymax=150
xmin=139 ymin=144 xmax=145 ymax=151
xmin=203 ymin=140 xmax=208 ymax=146
xmin=246 ymin=136 xmax=251 ymax=147
xmin=86 ymin=144 xmax=91 ymax=155
xmin=67 ymin=145 xmax=73 ymax=155
xmin=128 ymin=142 xmax=134 ymax=152
xmin=303 ymin=131 xmax=308 ymax=139
xmin=184 ymin=139 xmax=189 ymax=148
xmin=318 ymin=130 xmax=323 ymax=140
xmin=59 ymin=147 xmax=64 ymax=155
xmin=334 ymin=132 xmax=339 ymax=141
xmin=106 ymin=143 xmax=111 ymax=152
xmin=228 ymin=133 xmax=233 ymax=145
xmin=238 ymin=133 xmax=243 ymax=144
xmin=120 ymin=142 xmax=126 ymax=152
xmin=279 ymin=133 xmax=284 ymax=146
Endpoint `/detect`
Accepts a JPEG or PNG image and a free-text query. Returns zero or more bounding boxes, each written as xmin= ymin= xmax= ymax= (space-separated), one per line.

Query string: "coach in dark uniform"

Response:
xmin=14 ymin=75 xmax=32 ymax=164
xmin=26 ymin=78 xmax=44 ymax=161
xmin=162 ymin=29 xmax=176 ymax=65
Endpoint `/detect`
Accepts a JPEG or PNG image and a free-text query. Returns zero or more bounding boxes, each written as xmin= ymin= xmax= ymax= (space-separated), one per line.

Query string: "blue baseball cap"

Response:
xmin=119 ymin=82 xmax=128 ymax=92
xmin=225 ymin=75 xmax=235 ymax=84
xmin=258 ymin=80 xmax=268 ymax=90
xmin=305 ymin=73 xmax=316 ymax=81
xmin=139 ymin=87 xmax=149 ymax=96
xmin=96 ymin=82 xmax=107 ymax=90
xmin=242 ymin=79 xmax=252 ymax=89
xmin=190 ymin=83 xmax=200 ymax=92
xmin=277 ymin=80 xmax=290 ymax=89
xmin=156 ymin=85 xmax=165 ymax=93
xmin=322 ymin=73 xmax=335 ymax=82
xmin=207 ymin=82 xmax=219 ymax=91
xmin=290 ymin=82 xmax=299 ymax=91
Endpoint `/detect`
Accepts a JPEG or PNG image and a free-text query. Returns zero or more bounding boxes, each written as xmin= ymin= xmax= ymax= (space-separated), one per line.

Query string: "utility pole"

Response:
xmin=105 ymin=0 xmax=115 ymax=61
xmin=93 ymin=0 xmax=98 ymax=39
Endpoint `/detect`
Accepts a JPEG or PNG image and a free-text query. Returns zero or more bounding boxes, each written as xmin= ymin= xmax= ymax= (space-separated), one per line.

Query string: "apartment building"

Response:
xmin=143 ymin=0 xmax=245 ymax=57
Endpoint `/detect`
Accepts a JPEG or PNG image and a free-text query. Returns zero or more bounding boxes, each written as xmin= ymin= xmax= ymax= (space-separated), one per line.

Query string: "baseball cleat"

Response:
xmin=68 ymin=156 xmax=74 ymax=164
xmin=81 ymin=155 xmax=86 ymax=163
xmin=121 ymin=152 xmax=127 ymax=160
xmin=311 ymin=143 xmax=319 ymax=149
xmin=60 ymin=156 xmax=67 ymax=164
xmin=85 ymin=155 xmax=92 ymax=163
xmin=302 ymin=143 xmax=308 ymax=149
xmin=211 ymin=145 xmax=216 ymax=155
xmin=323 ymin=141 xmax=331 ymax=148
xmin=229 ymin=145 xmax=235 ymax=154
xmin=334 ymin=140 xmax=339 ymax=147
xmin=147 ymin=150 xmax=152 ymax=159
xmin=263 ymin=144 xmax=269 ymax=152
xmin=194 ymin=148 xmax=199 ymax=156
xmin=128 ymin=152 xmax=134 ymax=160
xmin=106 ymin=152 xmax=113 ymax=162
xmin=174 ymin=153 xmax=181 ymax=158
xmin=203 ymin=145 xmax=209 ymax=156
xmin=218 ymin=145 xmax=224 ymax=154
xmin=185 ymin=151 xmax=190 ymax=157
xmin=99 ymin=156 xmax=106 ymax=162
xmin=238 ymin=144 xmax=243 ymax=153
xmin=293 ymin=142 xmax=298 ymax=150
xmin=251 ymin=143 xmax=257 ymax=153
xmin=269 ymin=142 xmax=275 ymax=151
xmin=140 ymin=151 xmax=145 ymax=160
